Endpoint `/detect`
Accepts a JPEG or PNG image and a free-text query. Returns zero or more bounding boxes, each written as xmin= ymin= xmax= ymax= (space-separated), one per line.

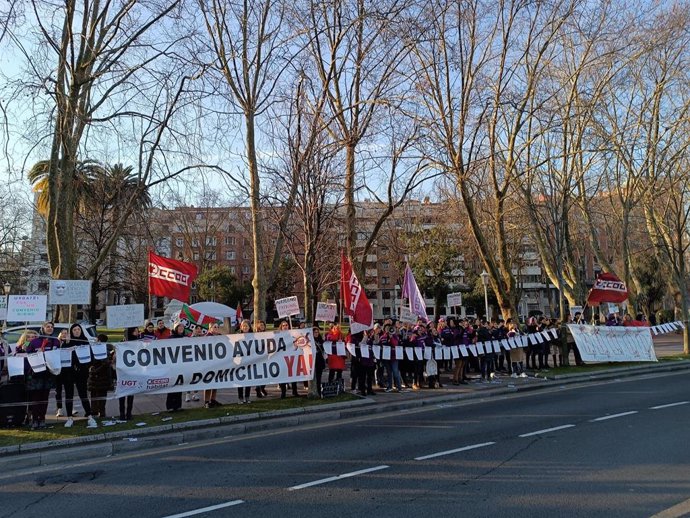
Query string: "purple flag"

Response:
xmin=402 ymin=263 xmax=428 ymax=322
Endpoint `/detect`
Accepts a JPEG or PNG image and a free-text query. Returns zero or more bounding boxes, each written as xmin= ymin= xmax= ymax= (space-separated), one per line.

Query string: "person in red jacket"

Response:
xmin=326 ymin=323 xmax=346 ymax=382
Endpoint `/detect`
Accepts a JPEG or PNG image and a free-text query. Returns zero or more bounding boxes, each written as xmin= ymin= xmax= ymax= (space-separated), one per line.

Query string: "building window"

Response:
xmin=195 ymin=213 xmax=203 ymax=220
xmin=381 ymin=262 xmax=389 ymax=270
xmin=205 ymin=251 xmax=216 ymax=260
xmin=229 ymin=266 xmax=236 ymax=274
xmin=243 ymin=252 xmax=249 ymax=260
xmin=242 ymin=266 xmax=250 ymax=274
xmin=193 ymin=252 xmax=200 ymax=260
xmin=192 ymin=238 xmax=199 ymax=247
xmin=205 ymin=237 xmax=217 ymax=246
xmin=382 ymin=291 xmax=391 ymax=299
xmin=176 ymin=238 xmax=183 ymax=247
xmin=382 ymin=277 xmax=389 ymax=285
xmin=226 ymin=251 xmax=236 ymax=260
xmin=225 ymin=236 xmax=236 ymax=245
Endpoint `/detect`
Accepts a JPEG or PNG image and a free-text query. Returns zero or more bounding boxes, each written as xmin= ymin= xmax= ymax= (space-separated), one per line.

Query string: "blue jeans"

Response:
xmin=385 ymin=360 xmax=402 ymax=390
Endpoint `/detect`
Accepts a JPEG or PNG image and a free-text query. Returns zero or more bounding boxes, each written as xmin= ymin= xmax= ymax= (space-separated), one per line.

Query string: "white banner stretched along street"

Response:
xmin=114 ymin=329 xmax=314 ymax=397
xmin=568 ymin=324 xmax=656 ymax=362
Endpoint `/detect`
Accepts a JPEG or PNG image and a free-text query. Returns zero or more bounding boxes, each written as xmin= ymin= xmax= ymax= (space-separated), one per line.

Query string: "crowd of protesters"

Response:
xmin=1 ymin=310 xmax=649 ymax=430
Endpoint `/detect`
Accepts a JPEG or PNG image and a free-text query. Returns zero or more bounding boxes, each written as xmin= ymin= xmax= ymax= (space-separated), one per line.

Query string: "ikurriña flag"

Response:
xmin=586 ymin=272 xmax=628 ymax=304
xmin=340 ymin=251 xmax=373 ymax=332
xmin=148 ymin=251 xmax=198 ymax=302
xmin=177 ymin=304 xmax=221 ymax=335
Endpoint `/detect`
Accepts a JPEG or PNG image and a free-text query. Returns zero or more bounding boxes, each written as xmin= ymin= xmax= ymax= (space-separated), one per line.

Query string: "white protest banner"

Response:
xmin=315 ymin=302 xmax=337 ymax=323
xmin=275 ymin=296 xmax=300 ymax=319
xmin=49 ymin=280 xmax=92 ymax=305
xmin=115 ymin=329 xmax=315 ymax=397
xmin=7 ymin=356 xmax=24 ymax=378
xmin=44 ymin=349 xmax=62 ymax=375
xmin=447 ymin=292 xmax=463 ymax=309
xmin=568 ymin=324 xmax=656 ymax=362
xmin=106 ymin=304 xmax=145 ymax=329
xmin=27 ymin=352 xmax=46 ymax=373
xmin=399 ymin=306 xmax=418 ymax=324
xmin=607 ymin=303 xmax=619 ymax=316
xmin=0 ymin=295 xmax=7 ymax=321
xmin=7 ymin=295 xmax=47 ymax=322
xmin=91 ymin=342 xmax=108 ymax=360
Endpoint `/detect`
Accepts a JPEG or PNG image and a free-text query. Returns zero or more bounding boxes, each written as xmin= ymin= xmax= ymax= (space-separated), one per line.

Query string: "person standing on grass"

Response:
xmin=61 ymin=324 xmax=98 ymax=429
xmin=236 ymin=319 xmax=254 ymax=404
xmin=253 ymin=320 xmax=269 ymax=398
xmin=203 ymin=323 xmax=223 ymax=408
xmin=88 ymin=334 xmax=115 ymax=419
xmin=25 ymin=322 xmax=60 ymax=430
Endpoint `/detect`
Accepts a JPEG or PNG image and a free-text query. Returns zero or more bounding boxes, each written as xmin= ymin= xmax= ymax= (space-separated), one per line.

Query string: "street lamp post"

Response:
xmin=2 ymin=282 xmax=10 ymax=332
xmin=480 ymin=271 xmax=489 ymax=321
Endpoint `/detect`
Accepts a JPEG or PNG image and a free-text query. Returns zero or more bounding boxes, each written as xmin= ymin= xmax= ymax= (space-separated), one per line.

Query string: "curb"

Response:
xmin=1 ymin=361 xmax=688 ymax=471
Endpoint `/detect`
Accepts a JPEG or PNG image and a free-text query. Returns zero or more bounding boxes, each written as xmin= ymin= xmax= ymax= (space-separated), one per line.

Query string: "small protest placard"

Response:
xmin=275 ymin=296 xmax=300 ymax=318
xmin=106 ymin=304 xmax=145 ymax=329
xmin=315 ymin=302 xmax=337 ymax=322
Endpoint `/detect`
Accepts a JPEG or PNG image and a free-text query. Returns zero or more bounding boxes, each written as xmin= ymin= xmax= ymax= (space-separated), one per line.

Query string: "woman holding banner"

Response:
xmin=236 ymin=320 xmax=254 ymax=404
xmin=165 ymin=322 xmax=185 ymax=412
xmin=203 ymin=323 xmax=223 ymax=408
xmin=62 ymin=324 xmax=97 ymax=429
xmin=253 ymin=321 xmax=269 ymax=398
xmin=25 ymin=322 xmax=60 ymax=430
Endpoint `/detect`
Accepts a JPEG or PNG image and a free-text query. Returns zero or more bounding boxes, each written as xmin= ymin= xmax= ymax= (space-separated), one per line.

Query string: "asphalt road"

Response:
xmin=2 ymin=371 xmax=689 ymax=518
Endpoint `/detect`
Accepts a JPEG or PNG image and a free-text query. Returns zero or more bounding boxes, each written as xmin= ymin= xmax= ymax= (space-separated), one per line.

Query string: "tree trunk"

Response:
xmin=345 ymin=142 xmax=357 ymax=268
xmin=246 ymin=112 xmax=265 ymax=323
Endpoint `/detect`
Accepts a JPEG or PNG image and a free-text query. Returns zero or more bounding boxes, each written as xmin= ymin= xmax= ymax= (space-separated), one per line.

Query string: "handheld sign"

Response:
xmin=7 ymin=295 xmax=47 ymax=322
xmin=49 ymin=280 xmax=92 ymax=305
xmin=447 ymin=292 xmax=462 ymax=308
xmin=315 ymin=302 xmax=337 ymax=322
xmin=106 ymin=304 xmax=145 ymax=329
xmin=275 ymin=296 xmax=300 ymax=319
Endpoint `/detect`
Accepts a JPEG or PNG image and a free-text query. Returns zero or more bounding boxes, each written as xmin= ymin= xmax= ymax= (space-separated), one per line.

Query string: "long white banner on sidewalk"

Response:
xmin=568 ymin=324 xmax=657 ymax=362
xmin=115 ymin=330 xmax=314 ymax=397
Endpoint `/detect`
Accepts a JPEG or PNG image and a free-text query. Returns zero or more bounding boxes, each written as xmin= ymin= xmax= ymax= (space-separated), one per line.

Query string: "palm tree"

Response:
xmin=27 ymin=160 xmax=105 ymax=217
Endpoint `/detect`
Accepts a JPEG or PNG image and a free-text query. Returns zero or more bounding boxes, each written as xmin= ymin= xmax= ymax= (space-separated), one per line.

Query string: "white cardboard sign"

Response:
xmin=447 ymin=292 xmax=462 ymax=308
xmin=7 ymin=295 xmax=48 ymax=322
xmin=275 ymin=296 xmax=300 ymax=318
xmin=106 ymin=304 xmax=145 ymax=329
xmin=49 ymin=279 xmax=92 ymax=305
xmin=315 ymin=302 xmax=337 ymax=322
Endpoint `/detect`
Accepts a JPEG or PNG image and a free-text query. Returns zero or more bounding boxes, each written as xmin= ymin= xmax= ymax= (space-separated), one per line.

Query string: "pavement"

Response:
xmin=1 ymin=333 xmax=687 ymax=471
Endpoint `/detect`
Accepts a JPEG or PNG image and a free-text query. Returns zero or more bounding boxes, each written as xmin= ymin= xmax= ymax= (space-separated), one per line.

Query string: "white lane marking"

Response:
xmin=590 ymin=411 xmax=638 ymax=422
xmin=161 ymin=500 xmax=244 ymax=518
xmin=518 ymin=424 xmax=575 ymax=437
xmin=650 ymin=496 xmax=690 ymax=518
xmin=650 ymin=401 xmax=689 ymax=410
xmin=288 ymin=465 xmax=389 ymax=491
xmin=414 ymin=441 xmax=496 ymax=461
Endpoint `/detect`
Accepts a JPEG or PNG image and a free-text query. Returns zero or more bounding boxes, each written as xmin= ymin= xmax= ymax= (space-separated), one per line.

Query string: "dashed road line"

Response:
xmin=650 ymin=401 xmax=689 ymax=410
xmin=591 ymin=411 xmax=638 ymax=422
xmin=414 ymin=442 xmax=496 ymax=461
xmin=288 ymin=465 xmax=389 ymax=491
xmin=161 ymin=500 xmax=244 ymax=518
xmin=518 ymin=424 xmax=575 ymax=437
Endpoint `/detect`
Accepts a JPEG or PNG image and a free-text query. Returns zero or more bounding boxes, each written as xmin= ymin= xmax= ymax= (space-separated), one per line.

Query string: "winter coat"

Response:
xmin=88 ymin=357 xmax=115 ymax=392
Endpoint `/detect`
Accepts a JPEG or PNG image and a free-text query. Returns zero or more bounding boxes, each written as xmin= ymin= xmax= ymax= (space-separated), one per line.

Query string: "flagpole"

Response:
xmin=147 ymin=250 xmax=153 ymax=320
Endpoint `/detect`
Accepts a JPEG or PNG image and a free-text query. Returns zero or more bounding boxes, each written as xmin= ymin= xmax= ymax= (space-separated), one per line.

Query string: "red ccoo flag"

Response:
xmin=586 ymin=272 xmax=629 ymax=305
xmin=148 ymin=251 xmax=198 ymax=302
xmin=340 ymin=251 xmax=373 ymax=333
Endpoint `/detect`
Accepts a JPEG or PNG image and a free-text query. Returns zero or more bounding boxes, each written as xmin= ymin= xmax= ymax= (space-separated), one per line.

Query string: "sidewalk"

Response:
xmin=1 ymin=337 xmax=687 ymax=471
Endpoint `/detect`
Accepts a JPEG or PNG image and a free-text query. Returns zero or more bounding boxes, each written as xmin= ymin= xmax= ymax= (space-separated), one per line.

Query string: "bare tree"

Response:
xmin=411 ymin=0 xmax=575 ymax=320
xmin=198 ymin=0 xmax=295 ymax=321
xmin=300 ymin=0 xmax=414 ymax=268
